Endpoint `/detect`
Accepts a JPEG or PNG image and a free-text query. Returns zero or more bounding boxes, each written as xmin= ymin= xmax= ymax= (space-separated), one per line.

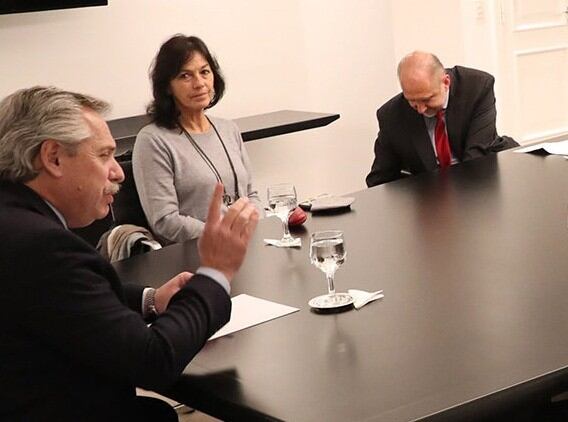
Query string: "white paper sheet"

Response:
xmin=514 ymin=140 xmax=568 ymax=155
xmin=208 ymin=294 xmax=299 ymax=340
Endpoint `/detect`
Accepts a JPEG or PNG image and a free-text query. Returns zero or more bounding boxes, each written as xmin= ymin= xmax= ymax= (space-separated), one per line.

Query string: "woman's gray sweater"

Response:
xmin=132 ymin=116 xmax=263 ymax=244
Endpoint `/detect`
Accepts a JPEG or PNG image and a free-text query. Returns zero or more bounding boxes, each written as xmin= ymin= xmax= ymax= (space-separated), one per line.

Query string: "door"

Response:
xmin=496 ymin=0 xmax=568 ymax=144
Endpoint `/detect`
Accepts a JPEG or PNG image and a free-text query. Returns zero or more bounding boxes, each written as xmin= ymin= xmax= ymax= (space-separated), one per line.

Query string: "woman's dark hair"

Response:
xmin=147 ymin=34 xmax=226 ymax=129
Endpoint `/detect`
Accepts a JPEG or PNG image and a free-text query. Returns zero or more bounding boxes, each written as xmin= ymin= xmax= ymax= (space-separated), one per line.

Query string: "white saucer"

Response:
xmin=308 ymin=292 xmax=354 ymax=310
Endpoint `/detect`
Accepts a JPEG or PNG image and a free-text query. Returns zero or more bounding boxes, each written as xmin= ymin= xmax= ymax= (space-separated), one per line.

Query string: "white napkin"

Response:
xmin=263 ymin=238 xmax=302 ymax=248
xmin=347 ymin=289 xmax=384 ymax=309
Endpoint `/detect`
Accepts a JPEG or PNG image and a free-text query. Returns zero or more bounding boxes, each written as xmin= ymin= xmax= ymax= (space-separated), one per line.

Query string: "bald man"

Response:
xmin=366 ymin=51 xmax=517 ymax=187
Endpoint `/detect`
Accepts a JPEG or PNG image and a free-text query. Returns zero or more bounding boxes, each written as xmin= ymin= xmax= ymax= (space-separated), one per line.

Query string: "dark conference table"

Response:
xmin=113 ymin=152 xmax=568 ymax=421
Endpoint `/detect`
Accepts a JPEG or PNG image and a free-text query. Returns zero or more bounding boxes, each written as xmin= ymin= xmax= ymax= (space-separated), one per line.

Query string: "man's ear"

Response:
xmin=442 ymin=72 xmax=451 ymax=88
xmin=38 ymin=140 xmax=64 ymax=178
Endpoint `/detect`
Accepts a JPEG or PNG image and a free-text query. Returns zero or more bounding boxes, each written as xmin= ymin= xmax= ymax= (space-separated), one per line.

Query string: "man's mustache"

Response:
xmin=104 ymin=183 xmax=121 ymax=195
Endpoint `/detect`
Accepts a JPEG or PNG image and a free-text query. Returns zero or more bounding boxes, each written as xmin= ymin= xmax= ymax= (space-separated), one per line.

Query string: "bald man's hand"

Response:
xmin=198 ymin=184 xmax=259 ymax=282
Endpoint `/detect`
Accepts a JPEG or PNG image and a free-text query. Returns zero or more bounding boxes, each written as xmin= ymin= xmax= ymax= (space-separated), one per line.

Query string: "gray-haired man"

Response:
xmin=0 ymin=86 xmax=258 ymax=421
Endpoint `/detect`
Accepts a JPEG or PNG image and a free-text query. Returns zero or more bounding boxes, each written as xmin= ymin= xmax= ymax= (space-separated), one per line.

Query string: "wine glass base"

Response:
xmin=308 ymin=292 xmax=354 ymax=310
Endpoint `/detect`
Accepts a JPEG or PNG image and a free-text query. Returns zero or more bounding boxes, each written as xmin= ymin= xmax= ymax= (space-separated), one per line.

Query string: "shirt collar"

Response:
xmin=442 ymin=86 xmax=449 ymax=110
xmin=43 ymin=199 xmax=69 ymax=229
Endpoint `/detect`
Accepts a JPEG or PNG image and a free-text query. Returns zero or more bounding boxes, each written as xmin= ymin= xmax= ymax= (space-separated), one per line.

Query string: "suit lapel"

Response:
xmin=405 ymin=106 xmax=438 ymax=172
xmin=445 ymin=68 xmax=464 ymax=160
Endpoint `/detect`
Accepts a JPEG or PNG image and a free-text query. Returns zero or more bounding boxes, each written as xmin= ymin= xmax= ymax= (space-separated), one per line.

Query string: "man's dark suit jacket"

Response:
xmin=0 ymin=181 xmax=231 ymax=421
xmin=366 ymin=66 xmax=518 ymax=187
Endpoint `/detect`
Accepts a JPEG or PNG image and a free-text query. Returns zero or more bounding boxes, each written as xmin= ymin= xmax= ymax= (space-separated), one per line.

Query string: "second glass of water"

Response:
xmin=309 ymin=230 xmax=353 ymax=309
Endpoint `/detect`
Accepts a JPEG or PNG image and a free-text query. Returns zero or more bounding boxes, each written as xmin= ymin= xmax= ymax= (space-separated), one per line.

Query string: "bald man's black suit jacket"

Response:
xmin=366 ymin=66 xmax=517 ymax=187
xmin=0 ymin=181 xmax=231 ymax=421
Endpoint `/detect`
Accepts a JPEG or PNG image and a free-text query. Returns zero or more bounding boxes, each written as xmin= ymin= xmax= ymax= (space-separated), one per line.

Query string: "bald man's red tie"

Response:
xmin=435 ymin=110 xmax=451 ymax=168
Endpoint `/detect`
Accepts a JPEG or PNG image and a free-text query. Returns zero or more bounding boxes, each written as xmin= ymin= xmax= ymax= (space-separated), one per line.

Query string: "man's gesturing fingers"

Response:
xmin=198 ymin=190 xmax=259 ymax=283
xmin=206 ymin=183 xmax=224 ymax=224
xmin=220 ymin=196 xmax=249 ymax=230
xmin=241 ymin=207 xmax=259 ymax=242
xmin=229 ymin=202 xmax=258 ymax=238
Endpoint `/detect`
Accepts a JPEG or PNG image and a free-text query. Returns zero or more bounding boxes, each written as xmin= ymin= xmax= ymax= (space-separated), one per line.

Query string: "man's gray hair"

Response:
xmin=0 ymin=86 xmax=110 ymax=182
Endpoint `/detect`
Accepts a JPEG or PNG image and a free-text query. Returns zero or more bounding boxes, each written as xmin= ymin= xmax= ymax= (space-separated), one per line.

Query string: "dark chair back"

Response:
xmin=71 ymin=213 xmax=113 ymax=247
xmin=112 ymin=160 xmax=150 ymax=229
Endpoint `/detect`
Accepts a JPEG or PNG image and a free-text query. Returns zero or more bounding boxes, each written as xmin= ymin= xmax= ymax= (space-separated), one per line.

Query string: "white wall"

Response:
xmin=390 ymin=1 xmax=466 ymax=67
xmin=247 ymin=0 xmax=397 ymax=198
xmin=0 ymin=1 xmax=311 ymax=118
xmin=0 ymin=0 xmax=397 ymax=199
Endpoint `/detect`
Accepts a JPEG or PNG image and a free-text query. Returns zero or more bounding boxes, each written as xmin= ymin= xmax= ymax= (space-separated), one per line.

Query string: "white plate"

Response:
xmin=308 ymin=292 xmax=354 ymax=310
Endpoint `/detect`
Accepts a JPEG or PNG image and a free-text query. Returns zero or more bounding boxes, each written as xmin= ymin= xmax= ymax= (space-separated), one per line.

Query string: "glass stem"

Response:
xmin=326 ymin=273 xmax=336 ymax=296
xmin=281 ymin=218 xmax=293 ymax=241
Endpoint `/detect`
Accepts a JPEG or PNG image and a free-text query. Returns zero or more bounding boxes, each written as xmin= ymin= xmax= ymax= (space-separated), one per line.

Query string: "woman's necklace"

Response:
xmin=179 ymin=116 xmax=240 ymax=206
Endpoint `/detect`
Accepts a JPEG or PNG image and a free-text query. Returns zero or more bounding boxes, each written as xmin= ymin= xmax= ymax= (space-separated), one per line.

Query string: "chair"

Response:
xmin=111 ymin=159 xmax=150 ymax=229
xmin=95 ymin=159 xmax=161 ymax=261
xmin=73 ymin=159 xmax=159 ymax=258
xmin=71 ymin=213 xmax=113 ymax=247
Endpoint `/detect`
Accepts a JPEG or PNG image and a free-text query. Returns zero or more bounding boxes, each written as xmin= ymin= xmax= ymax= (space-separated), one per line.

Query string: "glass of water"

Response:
xmin=267 ymin=183 xmax=300 ymax=247
xmin=309 ymin=230 xmax=353 ymax=309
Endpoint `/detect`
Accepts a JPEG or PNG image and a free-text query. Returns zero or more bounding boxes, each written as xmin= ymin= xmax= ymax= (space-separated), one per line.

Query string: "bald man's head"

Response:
xmin=397 ymin=51 xmax=450 ymax=117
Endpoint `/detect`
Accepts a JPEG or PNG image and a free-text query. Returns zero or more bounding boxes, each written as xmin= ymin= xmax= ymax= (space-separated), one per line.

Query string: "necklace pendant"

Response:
xmin=223 ymin=194 xmax=233 ymax=206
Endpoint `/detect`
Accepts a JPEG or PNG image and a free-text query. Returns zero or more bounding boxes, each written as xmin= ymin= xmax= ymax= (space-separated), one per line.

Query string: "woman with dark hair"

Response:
xmin=133 ymin=34 xmax=263 ymax=244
